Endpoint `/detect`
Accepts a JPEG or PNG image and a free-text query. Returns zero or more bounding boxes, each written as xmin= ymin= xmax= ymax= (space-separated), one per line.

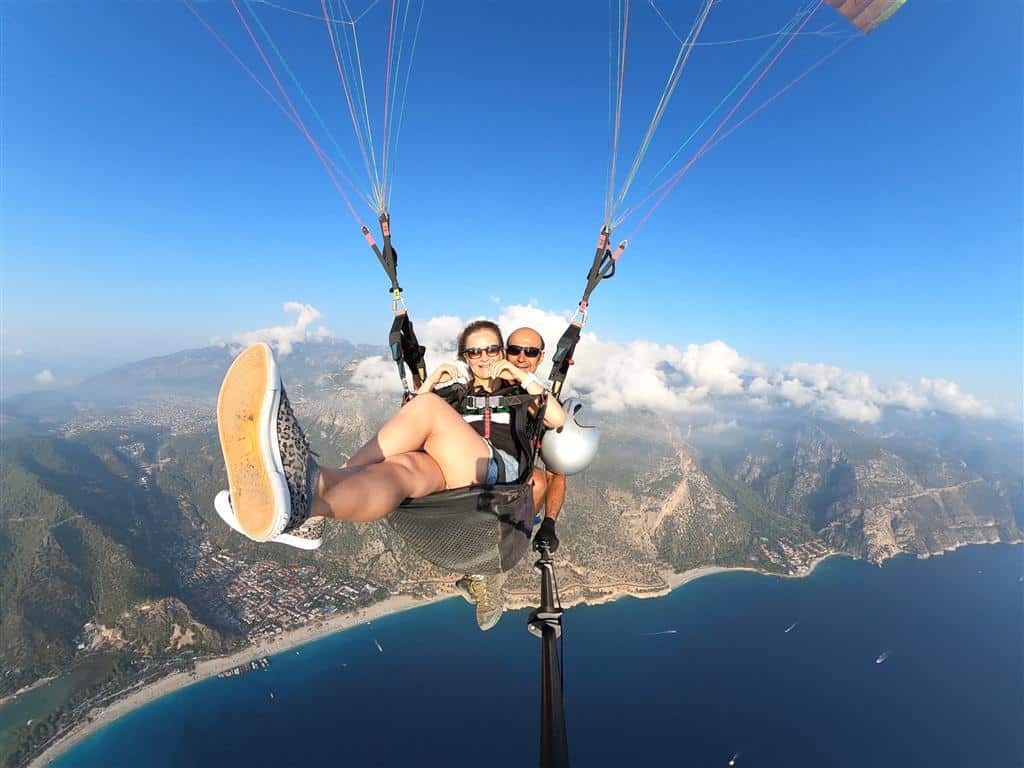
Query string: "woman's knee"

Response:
xmin=385 ymin=452 xmax=444 ymax=498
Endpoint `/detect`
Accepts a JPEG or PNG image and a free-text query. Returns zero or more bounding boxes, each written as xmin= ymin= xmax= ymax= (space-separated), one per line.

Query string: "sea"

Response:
xmin=47 ymin=543 xmax=1023 ymax=767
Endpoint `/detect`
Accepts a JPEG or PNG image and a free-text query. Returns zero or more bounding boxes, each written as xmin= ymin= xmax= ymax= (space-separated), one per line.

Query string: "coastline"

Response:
xmin=27 ymin=593 xmax=452 ymax=768
xmin=24 ymin=554 xmax=842 ymax=767
xmin=24 ymin=541 xmax=1013 ymax=766
xmin=0 ymin=677 xmax=56 ymax=709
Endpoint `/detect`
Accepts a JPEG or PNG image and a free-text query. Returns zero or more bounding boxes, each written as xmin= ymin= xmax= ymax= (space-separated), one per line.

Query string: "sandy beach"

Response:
xmin=27 ymin=592 xmax=452 ymax=768
xmin=26 ymin=553 xmax=843 ymax=767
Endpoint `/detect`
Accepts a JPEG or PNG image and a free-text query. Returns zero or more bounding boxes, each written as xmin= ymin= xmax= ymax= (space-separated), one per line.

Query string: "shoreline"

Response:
xmin=24 ymin=540 xmax=1016 ymax=766
xmin=27 ymin=593 xmax=452 ymax=768
xmin=0 ymin=677 xmax=56 ymax=709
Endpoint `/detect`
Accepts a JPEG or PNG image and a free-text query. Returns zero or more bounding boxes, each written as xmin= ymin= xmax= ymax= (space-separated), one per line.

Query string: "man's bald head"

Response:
xmin=506 ymin=326 xmax=545 ymax=373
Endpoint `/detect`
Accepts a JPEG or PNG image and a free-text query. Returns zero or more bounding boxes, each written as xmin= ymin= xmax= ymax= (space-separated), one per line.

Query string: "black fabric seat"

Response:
xmin=389 ymin=481 xmax=535 ymax=575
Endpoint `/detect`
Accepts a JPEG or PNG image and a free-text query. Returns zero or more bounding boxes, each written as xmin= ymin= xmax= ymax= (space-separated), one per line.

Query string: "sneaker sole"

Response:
xmin=215 ymin=491 xmax=322 ymax=550
xmin=217 ymin=343 xmax=290 ymax=542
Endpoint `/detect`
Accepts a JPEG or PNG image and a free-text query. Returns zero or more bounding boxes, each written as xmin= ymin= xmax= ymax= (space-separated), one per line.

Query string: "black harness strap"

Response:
xmin=388 ymin=312 xmax=427 ymax=394
xmin=547 ymin=225 xmax=627 ymax=398
xmin=364 ymin=212 xmax=427 ymax=397
xmin=362 ymin=213 xmax=400 ymax=293
xmin=442 ymin=383 xmax=546 ymax=483
xmin=547 ymin=322 xmax=581 ymax=400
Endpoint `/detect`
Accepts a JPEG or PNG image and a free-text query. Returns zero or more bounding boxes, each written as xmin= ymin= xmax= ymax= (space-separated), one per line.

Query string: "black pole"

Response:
xmin=528 ymin=544 xmax=569 ymax=768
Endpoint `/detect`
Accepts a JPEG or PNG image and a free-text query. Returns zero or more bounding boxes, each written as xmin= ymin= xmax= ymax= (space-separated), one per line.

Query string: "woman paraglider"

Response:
xmin=214 ymin=320 xmax=565 ymax=626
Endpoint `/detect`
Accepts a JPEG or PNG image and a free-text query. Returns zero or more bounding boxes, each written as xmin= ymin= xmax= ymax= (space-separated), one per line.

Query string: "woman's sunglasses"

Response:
xmin=506 ymin=345 xmax=542 ymax=358
xmin=464 ymin=344 xmax=503 ymax=359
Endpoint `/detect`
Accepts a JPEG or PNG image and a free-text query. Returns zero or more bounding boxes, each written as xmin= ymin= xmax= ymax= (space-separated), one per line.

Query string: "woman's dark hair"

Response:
xmin=457 ymin=320 xmax=503 ymax=360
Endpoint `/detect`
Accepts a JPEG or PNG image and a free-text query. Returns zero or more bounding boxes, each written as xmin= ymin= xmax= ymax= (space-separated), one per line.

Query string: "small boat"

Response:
xmin=875 ymin=651 xmax=890 ymax=665
xmin=268 ymin=692 xmax=276 ymax=701
xmin=728 ymin=753 xmax=740 ymax=766
xmin=784 ymin=621 xmax=798 ymax=633
xmin=644 ymin=629 xmax=678 ymax=636
xmin=375 ymin=639 xmax=384 ymax=653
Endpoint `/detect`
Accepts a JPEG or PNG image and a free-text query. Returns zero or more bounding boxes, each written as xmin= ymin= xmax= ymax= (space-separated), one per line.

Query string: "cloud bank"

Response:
xmin=350 ymin=303 xmax=994 ymax=423
xmin=220 ymin=302 xmax=332 ymax=355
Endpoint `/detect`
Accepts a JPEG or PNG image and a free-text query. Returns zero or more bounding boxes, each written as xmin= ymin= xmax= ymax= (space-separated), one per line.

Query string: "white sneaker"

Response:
xmin=215 ymin=490 xmax=324 ymax=550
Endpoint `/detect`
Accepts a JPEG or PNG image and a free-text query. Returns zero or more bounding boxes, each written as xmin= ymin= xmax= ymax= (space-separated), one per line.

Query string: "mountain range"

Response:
xmin=2 ymin=339 xmax=1021 ymax=698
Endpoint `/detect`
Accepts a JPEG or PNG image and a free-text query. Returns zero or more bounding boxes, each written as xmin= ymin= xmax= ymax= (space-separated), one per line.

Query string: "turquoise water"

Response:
xmin=51 ymin=544 xmax=1023 ymax=767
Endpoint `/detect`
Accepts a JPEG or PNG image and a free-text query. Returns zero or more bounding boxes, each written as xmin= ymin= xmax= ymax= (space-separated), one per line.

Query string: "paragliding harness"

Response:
xmin=365 ymin=215 xmax=622 ymax=768
xmin=363 ymin=213 xmax=548 ymax=576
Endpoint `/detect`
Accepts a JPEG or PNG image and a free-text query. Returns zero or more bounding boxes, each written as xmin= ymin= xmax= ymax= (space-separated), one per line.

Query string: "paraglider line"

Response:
xmin=242 ymin=0 xmax=366 ymax=194
xmin=342 ymin=2 xmax=385 ymax=209
xmin=609 ymin=0 xmax=714 ymax=219
xmin=182 ymin=0 xmax=370 ymax=221
xmin=231 ymin=0 xmax=369 ymax=223
xmin=387 ymin=0 xmax=426 ymax=211
xmin=381 ymin=0 xmax=398 ymax=206
xmin=605 ymin=0 xmax=630 ymax=226
xmin=253 ymin=0 xmax=379 ymax=25
xmin=624 ymin=0 xmax=824 ymax=239
xmin=321 ymin=0 xmax=381 ymax=205
xmin=707 ymin=36 xmax=854 ymax=153
xmin=641 ymin=7 xmax=804 ymax=192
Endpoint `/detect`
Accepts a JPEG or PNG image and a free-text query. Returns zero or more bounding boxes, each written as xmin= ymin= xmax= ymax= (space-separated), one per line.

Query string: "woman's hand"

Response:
xmin=487 ymin=359 xmax=526 ymax=386
xmin=416 ymin=363 xmax=464 ymax=394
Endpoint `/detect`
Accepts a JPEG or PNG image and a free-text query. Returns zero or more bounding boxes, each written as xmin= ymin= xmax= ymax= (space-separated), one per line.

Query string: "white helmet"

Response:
xmin=540 ymin=398 xmax=600 ymax=476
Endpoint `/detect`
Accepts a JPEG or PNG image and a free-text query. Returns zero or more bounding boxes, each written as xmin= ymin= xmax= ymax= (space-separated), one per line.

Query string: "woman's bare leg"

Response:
xmin=310 ymin=393 xmax=492 ymax=521
xmin=341 ymin=393 xmax=490 ymax=488
xmin=313 ymin=452 xmax=448 ymax=522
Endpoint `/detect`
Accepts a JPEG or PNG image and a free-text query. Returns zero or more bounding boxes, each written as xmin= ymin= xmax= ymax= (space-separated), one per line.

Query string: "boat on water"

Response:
xmin=784 ymin=622 xmax=798 ymax=633
xmin=875 ymin=651 xmax=890 ymax=664
xmin=645 ymin=629 xmax=678 ymax=636
xmin=375 ymin=639 xmax=384 ymax=653
xmin=728 ymin=752 xmax=740 ymax=766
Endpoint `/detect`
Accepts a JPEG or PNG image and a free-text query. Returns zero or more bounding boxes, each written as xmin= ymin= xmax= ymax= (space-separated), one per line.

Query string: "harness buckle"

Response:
xmin=391 ymin=289 xmax=407 ymax=315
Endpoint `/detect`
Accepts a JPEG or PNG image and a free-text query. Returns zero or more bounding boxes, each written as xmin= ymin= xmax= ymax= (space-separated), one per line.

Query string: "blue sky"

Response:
xmin=2 ymin=1 xmax=1021 ymax=416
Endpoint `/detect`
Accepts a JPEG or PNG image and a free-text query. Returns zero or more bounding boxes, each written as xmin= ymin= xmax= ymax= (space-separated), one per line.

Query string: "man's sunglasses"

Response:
xmin=506 ymin=345 xmax=542 ymax=358
xmin=464 ymin=344 xmax=503 ymax=359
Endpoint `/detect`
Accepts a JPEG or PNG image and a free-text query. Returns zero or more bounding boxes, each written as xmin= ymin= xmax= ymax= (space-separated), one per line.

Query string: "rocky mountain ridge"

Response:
xmin=2 ymin=344 xmax=1021 ymax=694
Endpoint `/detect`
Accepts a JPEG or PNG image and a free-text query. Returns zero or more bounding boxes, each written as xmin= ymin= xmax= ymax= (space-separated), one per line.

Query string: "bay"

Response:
xmin=51 ymin=543 xmax=1023 ymax=767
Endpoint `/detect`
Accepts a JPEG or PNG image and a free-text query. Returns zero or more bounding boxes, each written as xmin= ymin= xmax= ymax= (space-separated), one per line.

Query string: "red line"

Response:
xmin=231 ymin=0 xmax=365 ymax=225
xmin=320 ymin=0 xmax=378 ymax=200
xmin=627 ymin=1 xmax=824 ymax=240
xmin=707 ymin=37 xmax=853 ymax=154
xmin=381 ymin=0 xmax=398 ymax=205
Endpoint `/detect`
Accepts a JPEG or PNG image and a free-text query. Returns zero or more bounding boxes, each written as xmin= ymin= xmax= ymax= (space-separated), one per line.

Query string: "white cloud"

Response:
xmin=34 ymin=369 xmax=55 ymax=385
xmin=916 ymin=377 xmax=994 ymax=418
xmin=228 ymin=302 xmax=333 ymax=356
xmin=352 ymin=314 xmax=466 ymax=393
xmin=14 ymin=348 xmax=25 ymax=357
xmin=340 ymin=301 xmax=995 ymax=423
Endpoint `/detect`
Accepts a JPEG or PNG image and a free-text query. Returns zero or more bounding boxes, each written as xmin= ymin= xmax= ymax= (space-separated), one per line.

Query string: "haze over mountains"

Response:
xmin=2 ymin=339 xmax=1021 ymax=699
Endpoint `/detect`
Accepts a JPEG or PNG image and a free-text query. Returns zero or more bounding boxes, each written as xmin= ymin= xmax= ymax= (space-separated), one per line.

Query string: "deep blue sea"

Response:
xmin=52 ymin=544 xmax=1022 ymax=767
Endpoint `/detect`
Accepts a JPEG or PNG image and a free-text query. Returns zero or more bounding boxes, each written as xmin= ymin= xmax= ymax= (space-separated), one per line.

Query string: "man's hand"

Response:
xmin=534 ymin=517 xmax=559 ymax=553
